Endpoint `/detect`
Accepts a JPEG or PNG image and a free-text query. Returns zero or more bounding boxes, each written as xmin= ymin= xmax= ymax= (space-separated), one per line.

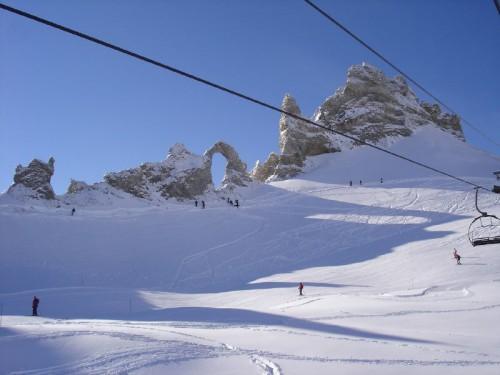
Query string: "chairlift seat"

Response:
xmin=468 ymin=188 xmax=500 ymax=247
xmin=471 ymin=236 xmax=500 ymax=247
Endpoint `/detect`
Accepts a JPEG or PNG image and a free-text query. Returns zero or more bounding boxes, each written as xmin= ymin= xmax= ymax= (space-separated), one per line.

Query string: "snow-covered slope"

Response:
xmin=1 ymin=129 xmax=499 ymax=374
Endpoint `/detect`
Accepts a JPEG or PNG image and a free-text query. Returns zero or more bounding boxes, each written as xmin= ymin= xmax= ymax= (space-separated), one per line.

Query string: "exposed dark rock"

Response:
xmin=67 ymin=179 xmax=91 ymax=194
xmin=8 ymin=157 xmax=56 ymax=199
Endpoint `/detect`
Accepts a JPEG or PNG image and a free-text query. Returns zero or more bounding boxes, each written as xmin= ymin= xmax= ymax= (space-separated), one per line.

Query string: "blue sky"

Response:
xmin=1 ymin=0 xmax=499 ymax=194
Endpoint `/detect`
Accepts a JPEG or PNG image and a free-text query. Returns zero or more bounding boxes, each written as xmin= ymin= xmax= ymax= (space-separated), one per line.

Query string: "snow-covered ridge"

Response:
xmin=1 ymin=141 xmax=252 ymax=204
xmin=0 ymin=63 xmax=492 ymax=206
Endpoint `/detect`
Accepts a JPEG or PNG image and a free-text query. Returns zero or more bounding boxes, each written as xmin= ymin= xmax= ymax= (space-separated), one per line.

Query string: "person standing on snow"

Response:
xmin=298 ymin=282 xmax=304 ymax=296
xmin=32 ymin=296 xmax=40 ymax=316
xmin=453 ymin=248 xmax=462 ymax=265
xmin=202 ymin=200 xmax=205 ymax=209
xmin=195 ymin=200 xmax=198 ymax=207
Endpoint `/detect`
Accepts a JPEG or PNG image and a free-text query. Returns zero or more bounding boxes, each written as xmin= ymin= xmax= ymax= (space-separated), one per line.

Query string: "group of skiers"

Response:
xmin=194 ymin=200 xmax=206 ymax=209
xmin=349 ymin=178 xmax=383 ymax=186
xmin=194 ymin=198 xmax=239 ymax=208
xmin=225 ymin=197 xmax=239 ymax=207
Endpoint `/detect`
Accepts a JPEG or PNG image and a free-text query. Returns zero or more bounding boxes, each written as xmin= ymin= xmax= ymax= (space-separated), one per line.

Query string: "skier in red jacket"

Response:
xmin=453 ymin=248 xmax=462 ymax=265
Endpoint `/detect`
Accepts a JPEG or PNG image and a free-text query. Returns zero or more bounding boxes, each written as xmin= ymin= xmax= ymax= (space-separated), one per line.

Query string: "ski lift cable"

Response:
xmin=304 ymin=0 xmax=500 ymax=149
xmin=0 ymin=3 xmax=493 ymax=193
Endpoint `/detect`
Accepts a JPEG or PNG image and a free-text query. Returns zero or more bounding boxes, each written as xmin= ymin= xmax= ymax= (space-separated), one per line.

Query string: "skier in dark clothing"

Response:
xmin=195 ymin=200 xmax=198 ymax=207
xmin=380 ymin=177 xmax=383 ymax=183
xmin=32 ymin=296 xmax=39 ymax=316
xmin=202 ymin=200 xmax=205 ymax=209
xmin=298 ymin=282 xmax=304 ymax=296
xmin=349 ymin=181 xmax=352 ymax=186
xmin=453 ymin=248 xmax=462 ymax=265
xmin=360 ymin=180 xmax=362 ymax=185
xmin=235 ymin=199 xmax=239 ymax=208
xmin=71 ymin=208 xmax=76 ymax=216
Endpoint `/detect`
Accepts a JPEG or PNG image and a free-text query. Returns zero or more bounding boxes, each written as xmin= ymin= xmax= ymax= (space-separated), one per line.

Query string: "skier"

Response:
xmin=349 ymin=180 xmax=352 ymax=186
xmin=298 ymin=282 xmax=304 ymax=296
xmin=202 ymin=200 xmax=205 ymax=209
xmin=235 ymin=199 xmax=239 ymax=208
xmin=32 ymin=296 xmax=40 ymax=316
xmin=195 ymin=200 xmax=198 ymax=207
xmin=71 ymin=208 xmax=76 ymax=216
xmin=360 ymin=180 xmax=362 ymax=185
xmin=453 ymin=248 xmax=462 ymax=265
xmin=380 ymin=177 xmax=383 ymax=183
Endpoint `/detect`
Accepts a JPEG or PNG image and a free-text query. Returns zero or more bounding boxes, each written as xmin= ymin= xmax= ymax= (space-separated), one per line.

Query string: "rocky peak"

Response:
xmin=421 ymin=102 xmax=464 ymax=141
xmin=8 ymin=157 xmax=56 ymax=199
xmin=281 ymin=94 xmax=301 ymax=116
xmin=167 ymin=143 xmax=192 ymax=159
xmin=252 ymin=94 xmax=335 ymax=182
xmin=67 ymin=179 xmax=91 ymax=194
xmin=164 ymin=143 xmax=205 ymax=171
xmin=252 ymin=62 xmax=465 ymax=182
xmin=315 ymin=62 xmax=463 ymax=148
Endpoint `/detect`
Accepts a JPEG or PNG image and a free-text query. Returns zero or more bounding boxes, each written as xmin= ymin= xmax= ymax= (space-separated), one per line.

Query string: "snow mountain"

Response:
xmin=1 ymin=63 xmax=500 ymax=375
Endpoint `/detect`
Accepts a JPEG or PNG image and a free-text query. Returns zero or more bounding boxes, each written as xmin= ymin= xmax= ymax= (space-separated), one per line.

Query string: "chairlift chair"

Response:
xmin=468 ymin=187 xmax=500 ymax=247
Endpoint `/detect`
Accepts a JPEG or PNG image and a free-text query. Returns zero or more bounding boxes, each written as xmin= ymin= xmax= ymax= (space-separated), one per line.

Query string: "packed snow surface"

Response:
xmin=1 ymin=128 xmax=499 ymax=374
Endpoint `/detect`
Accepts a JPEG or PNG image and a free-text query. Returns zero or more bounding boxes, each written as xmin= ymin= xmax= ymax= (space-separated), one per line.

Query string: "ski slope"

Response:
xmin=1 ymin=127 xmax=500 ymax=374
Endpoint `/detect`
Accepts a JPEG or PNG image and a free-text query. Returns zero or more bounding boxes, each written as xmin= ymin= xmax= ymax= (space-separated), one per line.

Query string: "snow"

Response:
xmin=1 ymin=129 xmax=500 ymax=374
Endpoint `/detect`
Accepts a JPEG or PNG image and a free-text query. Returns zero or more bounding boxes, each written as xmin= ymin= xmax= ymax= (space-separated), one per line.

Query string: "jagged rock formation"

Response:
xmin=67 ymin=179 xmax=91 ymax=194
xmin=105 ymin=144 xmax=208 ymax=200
xmin=7 ymin=157 xmax=56 ymax=199
xmin=252 ymin=153 xmax=279 ymax=182
xmin=421 ymin=102 xmax=464 ymax=141
xmin=253 ymin=63 xmax=465 ymax=182
xmin=314 ymin=63 xmax=465 ymax=149
xmin=253 ymin=95 xmax=336 ymax=181
xmin=105 ymin=142 xmax=251 ymax=200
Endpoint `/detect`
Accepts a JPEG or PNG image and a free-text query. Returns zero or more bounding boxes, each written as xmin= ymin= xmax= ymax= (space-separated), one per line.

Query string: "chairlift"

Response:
xmin=468 ymin=187 xmax=500 ymax=246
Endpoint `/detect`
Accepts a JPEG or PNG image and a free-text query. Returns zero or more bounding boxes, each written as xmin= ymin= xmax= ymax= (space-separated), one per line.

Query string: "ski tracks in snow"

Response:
xmin=5 ymin=325 xmax=283 ymax=375
xmin=222 ymin=343 xmax=282 ymax=375
xmin=171 ymin=213 xmax=266 ymax=288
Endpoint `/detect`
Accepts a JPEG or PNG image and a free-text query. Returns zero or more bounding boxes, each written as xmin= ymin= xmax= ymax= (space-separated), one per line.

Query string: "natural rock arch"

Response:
xmin=203 ymin=141 xmax=252 ymax=190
